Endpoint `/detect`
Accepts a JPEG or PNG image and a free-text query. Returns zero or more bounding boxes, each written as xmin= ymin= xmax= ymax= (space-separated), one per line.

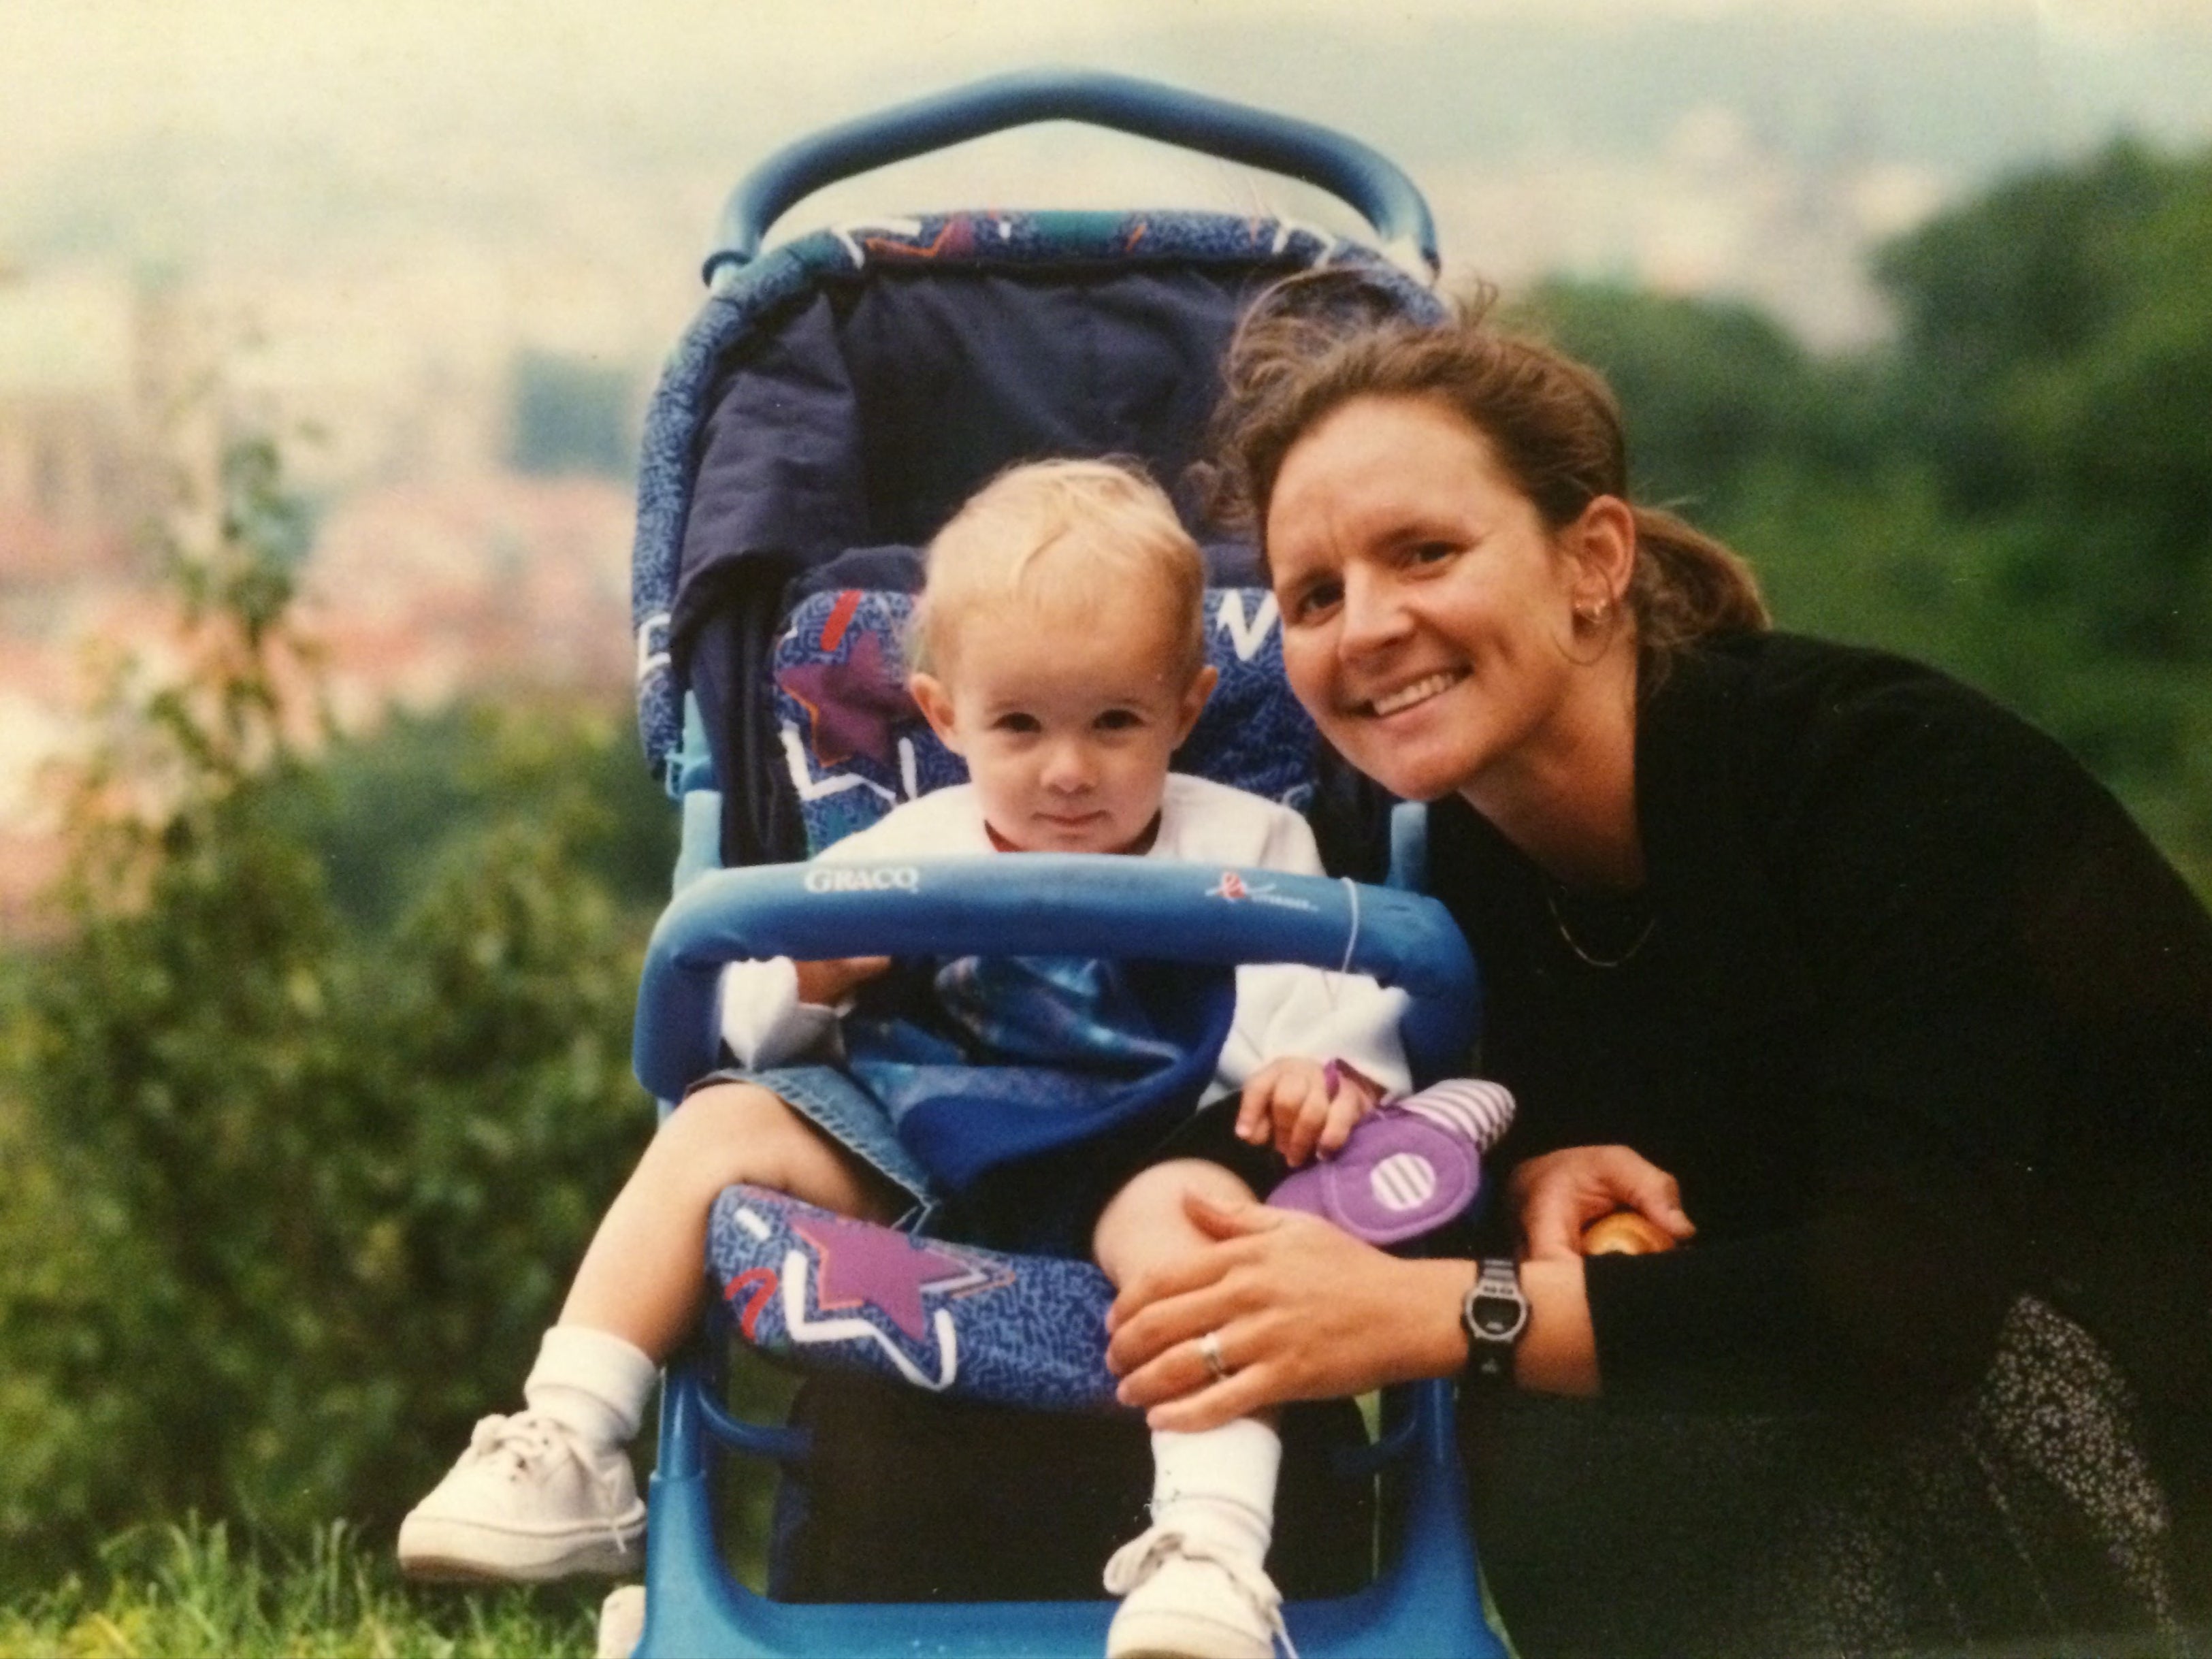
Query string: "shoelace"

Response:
xmin=1103 ymin=1526 xmax=1299 ymax=1659
xmin=465 ymin=1413 xmax=573 ymax=1479
xmin=462 ymin=1413 xmax=640 ymax=1558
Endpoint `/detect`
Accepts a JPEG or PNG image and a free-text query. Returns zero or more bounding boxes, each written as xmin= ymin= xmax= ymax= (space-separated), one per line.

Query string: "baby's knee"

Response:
xmin=652 ymin=1082 xmax=813 ymax=1186
xmin=1094 ymin=1157 xmax=1257 ymax=1277
xmin=1122 ymin=1156 xmax=1256 ymax=1210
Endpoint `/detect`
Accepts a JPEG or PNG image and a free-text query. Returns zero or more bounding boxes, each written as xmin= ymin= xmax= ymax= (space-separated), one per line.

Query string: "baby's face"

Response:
xmin=911 ymin=599 xmax=1214 ymax=854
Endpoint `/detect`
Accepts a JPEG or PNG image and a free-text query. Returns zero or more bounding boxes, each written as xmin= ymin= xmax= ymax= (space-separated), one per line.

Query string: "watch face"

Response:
xmin=1465 ymin=1261 xmax=1529 ymax=1355
xmin=1472 ymin=1298 xmax=1523 ymax=1338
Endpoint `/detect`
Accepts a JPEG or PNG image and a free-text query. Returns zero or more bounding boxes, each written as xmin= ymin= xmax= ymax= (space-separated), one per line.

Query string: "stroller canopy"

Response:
xmin=632 ymin=210 xmax=1443 ymax=861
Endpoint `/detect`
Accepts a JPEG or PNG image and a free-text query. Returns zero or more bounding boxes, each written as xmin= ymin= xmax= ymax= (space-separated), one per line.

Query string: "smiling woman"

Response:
xmin=1100 ymin=272 xmax=2212 ymax=1655
xmin=1267 ymin=395 xmax=1644 ymax=871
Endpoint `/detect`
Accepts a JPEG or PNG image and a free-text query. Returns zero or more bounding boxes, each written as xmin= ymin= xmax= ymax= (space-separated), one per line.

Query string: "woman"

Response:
xmin=1105 ymin=276 xmax=2212 ymax=1656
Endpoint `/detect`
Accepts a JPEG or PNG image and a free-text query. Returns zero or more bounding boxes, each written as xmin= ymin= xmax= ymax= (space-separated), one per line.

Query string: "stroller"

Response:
xmin=623 ymin=68 xmax=1508 ymax=1658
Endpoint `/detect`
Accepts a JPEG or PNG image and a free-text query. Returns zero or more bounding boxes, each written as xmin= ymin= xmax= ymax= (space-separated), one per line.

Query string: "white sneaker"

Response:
xmin=595 ymin=1584 xmax=647 ymax=1659
xmin=1103 ymin=1526 xmax=1292 ymax=1659
xmin=397 ymin=1411 xmax=646 ymax=1582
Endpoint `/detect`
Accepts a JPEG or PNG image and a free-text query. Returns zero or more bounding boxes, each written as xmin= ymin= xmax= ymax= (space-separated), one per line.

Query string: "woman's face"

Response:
xmin=1267 ymin=393 xmax=1604 ymax=806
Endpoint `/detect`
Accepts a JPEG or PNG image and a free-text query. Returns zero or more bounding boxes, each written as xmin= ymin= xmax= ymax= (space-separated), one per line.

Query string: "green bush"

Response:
xmin=0 ymin=434 xmax=696 ymax=1585
xmin=1525 ymin=139 xmax=2212 ymax=897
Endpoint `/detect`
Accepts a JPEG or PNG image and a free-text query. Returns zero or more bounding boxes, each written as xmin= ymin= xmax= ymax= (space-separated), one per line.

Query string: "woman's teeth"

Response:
xmin=1369 ymin=671 xmax=1463 ymax=717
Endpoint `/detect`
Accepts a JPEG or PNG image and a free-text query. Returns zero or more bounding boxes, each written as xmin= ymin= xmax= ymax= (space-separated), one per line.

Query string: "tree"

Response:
xmin=1520 ymin=142 xmax=2212 ymax=894
xmin=0 ymin=426 xmax=683 ymax=1584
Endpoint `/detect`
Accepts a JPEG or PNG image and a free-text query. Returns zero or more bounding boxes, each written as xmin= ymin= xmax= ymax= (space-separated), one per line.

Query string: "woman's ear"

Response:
xmin=1567 ymin=495 xmax=1638 ymax=613
xmin=908 ymin=673 xmax=964 ymax=754
xmin=1174 ymin=664 xmax=1219 ymax=746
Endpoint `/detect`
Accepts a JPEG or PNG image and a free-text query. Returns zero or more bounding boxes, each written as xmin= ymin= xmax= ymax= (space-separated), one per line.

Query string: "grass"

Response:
xmin=0 ymin=1521 xmax=607 ymax=1659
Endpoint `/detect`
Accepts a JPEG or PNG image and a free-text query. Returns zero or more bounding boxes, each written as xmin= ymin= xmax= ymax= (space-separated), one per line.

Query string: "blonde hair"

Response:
xmin=910 ymin=457 xmax=1208 ymax=682
xmin=1209 ymin=272 xmax=1769 ymax=685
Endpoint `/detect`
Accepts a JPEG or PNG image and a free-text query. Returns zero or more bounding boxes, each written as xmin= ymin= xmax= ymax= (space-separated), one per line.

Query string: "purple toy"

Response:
xmin=1269 ymin=1078 xmax=1516 ymax=1246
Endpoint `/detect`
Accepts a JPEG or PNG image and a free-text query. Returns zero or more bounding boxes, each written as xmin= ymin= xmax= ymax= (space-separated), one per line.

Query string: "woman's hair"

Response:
xmin=1207 ymin=272 xmax=1769 ymax=677
xmin=910 ymin=456 xmax=1207 ymax=682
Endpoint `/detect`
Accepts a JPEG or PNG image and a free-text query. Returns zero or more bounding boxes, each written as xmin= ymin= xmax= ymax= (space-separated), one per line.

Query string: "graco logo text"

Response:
xmin=804 ymin=865 xmax=922 ymax=894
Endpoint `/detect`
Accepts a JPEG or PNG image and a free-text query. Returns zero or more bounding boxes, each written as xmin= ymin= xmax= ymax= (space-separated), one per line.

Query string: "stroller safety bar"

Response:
xmin=704 ymin=67 xmax=1441 ymax=283
xmin=632 ymin=855 xmax=1480 ymax=1104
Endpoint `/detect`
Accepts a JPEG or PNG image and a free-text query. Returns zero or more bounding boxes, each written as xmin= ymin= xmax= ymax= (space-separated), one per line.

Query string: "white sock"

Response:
xmin=1149 ymin=1419 xmax=1280 ymax=1566
xmin=523 ymin=1325 xmax=658 ymax=1452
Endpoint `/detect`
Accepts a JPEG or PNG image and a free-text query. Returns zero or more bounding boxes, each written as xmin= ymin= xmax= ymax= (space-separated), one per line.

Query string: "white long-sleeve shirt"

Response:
xmin=717 ymin=773 xmax=1411 ymax=1102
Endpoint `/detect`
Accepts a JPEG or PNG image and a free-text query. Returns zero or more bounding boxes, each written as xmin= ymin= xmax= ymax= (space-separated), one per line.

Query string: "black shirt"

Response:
xmin=1429 ymin=632 xmax=2212 ymax=1419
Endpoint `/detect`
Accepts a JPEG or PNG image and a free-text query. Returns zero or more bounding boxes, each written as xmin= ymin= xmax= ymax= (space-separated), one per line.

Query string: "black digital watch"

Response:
xmin=1461 ymin=1257 xmax=1529 ymax=1385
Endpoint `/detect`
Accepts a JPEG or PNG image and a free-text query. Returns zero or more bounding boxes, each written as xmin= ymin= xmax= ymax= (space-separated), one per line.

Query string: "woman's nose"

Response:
xmin=1338 ymin=568 xmax=1411 ymax=656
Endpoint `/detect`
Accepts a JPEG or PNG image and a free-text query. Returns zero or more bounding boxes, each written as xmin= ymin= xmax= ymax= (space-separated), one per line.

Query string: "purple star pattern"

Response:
xmin=790 ymin=1212 xmax=985 ymax=1342
xmin=776 ymin=626 xmax=916 ymax=768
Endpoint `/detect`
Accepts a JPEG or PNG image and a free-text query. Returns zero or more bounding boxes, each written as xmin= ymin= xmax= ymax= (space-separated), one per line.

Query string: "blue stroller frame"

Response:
xmin=623 ymin=69 xmax=1508 ymax=1658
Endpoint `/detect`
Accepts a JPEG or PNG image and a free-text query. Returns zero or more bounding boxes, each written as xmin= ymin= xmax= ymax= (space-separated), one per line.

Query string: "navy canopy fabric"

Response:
xmin=673 ymin=266 xmax=1265 ymax=651
xmin=634 ymin=211 xmax=1444 ymax=865
xmin=674 ymin=261 xmax=1275 ymax=866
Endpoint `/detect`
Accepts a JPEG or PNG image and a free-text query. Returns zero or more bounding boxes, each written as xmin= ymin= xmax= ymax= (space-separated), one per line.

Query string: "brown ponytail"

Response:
xmin=1208 ymin=271 xmax=1768 ymax=681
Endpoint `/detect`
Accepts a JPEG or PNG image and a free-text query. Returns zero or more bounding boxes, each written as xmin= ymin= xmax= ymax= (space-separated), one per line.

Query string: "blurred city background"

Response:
xmin=6 ymin=0 xmax=2210 ymax=927
xmin=2 ymin=0 xmax=2209 ymax=1647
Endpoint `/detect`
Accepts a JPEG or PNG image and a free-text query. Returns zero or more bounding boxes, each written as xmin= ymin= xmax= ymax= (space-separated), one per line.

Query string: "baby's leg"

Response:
xmin=1095 ymin=1161 xmax=1288 ymax=1659
xmin=400 ymin=1082 xmax=898 ymax=1583
xmin=1092 ymin=1155 xmax=1258 ymax=1291
xmin=560 ymin=1080 xmax=902 ymax=1359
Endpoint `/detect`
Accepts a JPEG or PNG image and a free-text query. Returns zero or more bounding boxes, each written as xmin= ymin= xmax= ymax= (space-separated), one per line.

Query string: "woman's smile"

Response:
xmin=1360 ymin=666 xmax=1469 ymax=719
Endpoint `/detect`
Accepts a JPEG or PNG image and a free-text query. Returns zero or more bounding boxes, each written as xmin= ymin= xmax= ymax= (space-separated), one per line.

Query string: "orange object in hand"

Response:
xmin=1580 ymin=1210 xmax=1678 ymax=1255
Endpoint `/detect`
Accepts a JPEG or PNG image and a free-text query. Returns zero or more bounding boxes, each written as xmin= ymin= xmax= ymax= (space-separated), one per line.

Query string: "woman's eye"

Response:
xmin=1408 ymin=540 xmax=1457 ymax=566
xmin=1288 ymin=581 xmax=1341 ymax=622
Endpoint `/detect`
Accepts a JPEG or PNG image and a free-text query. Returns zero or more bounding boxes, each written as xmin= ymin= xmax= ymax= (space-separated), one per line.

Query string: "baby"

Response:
xmin=400 ymin=458 xmax=1415 ymax=1659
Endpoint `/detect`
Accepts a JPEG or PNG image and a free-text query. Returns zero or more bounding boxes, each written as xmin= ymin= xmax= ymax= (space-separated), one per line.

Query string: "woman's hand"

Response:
xmin=791 ymin=956 xmax=892 ymax=1007
xmin=1510 ymin=1144 xmax=1695 ymax=1261
xmin=1105 ymin=1191 xmax=1467 ymax=1431
xmin=1234 ymin=1057 xmax=1379 ymax=1167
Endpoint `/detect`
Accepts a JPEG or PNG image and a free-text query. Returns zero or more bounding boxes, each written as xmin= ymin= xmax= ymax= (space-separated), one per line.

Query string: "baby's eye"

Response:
xmin=993 ymin=712 xmax=1041 ymax=735
xmin=1094 ymin=709 xmax=1143 ymax=732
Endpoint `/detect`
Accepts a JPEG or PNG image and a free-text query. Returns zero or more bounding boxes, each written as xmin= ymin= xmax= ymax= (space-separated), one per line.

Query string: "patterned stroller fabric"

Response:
xmin=627 ymin=208 xmax=1443 ymax=864
xmin=709 ymin=1184 xmax=1124 ymax=1413
xmin=772 ymin=584 xmax=1319 ymax=852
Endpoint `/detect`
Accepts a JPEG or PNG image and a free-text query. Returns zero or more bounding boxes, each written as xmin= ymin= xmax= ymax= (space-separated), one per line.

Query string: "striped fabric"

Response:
xmin=1396 ymin=1078 xmax=1516 ymax=1155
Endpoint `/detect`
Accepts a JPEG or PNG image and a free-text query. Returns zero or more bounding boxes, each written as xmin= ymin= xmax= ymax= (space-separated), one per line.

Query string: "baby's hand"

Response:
xmin=792 ymin=956 xmax=892 ymax=1007
xmin=1508 ymin=1144 xmax=1696 ymax=1262
xmin=1236 ymin=1057 xmax=1380 ymax=1169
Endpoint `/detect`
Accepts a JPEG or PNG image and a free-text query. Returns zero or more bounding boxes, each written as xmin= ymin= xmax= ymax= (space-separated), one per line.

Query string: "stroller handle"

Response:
xmin=633 ymin=855 xmax=1477 ymax=1102
xmin=704 ymin=66 xmax=1440 ymax=283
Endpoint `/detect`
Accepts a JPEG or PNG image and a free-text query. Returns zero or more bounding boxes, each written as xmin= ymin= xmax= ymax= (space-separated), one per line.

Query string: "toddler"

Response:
xmin=400 ymin=459 xmax=1417 ymax=1659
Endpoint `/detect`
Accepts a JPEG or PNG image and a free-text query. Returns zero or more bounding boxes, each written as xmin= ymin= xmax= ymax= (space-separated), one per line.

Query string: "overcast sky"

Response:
xmin=5 ymin=0 xmax=2208 ymax=351
xmin=8 ymin=0 xmax=2207 ymax=187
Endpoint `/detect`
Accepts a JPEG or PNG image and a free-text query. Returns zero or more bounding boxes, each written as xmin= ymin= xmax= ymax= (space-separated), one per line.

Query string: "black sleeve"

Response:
xmin=1585 ymin=679 xmax=2212 ymax=1415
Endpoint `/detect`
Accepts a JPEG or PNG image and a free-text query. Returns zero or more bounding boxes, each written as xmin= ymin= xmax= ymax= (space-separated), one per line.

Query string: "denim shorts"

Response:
xmin=684 ymin=1067 xmax=1284 ymax=1257
xmin=686 ymin=1062 xmax=937 ymax=1214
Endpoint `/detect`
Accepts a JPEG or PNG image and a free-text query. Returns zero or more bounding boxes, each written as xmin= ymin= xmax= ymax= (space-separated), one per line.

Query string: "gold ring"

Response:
xmin=1199 ymin=1329 xmax=1231 ymax=1383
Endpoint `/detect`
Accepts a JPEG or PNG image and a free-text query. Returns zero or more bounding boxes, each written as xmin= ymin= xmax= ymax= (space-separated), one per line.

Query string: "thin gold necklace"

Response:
xmin=1544 ymin=880 xmax=1656 ymax=969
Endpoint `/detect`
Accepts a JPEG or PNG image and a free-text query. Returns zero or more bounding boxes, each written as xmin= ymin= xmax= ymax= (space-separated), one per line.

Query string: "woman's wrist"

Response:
xmin=1418 ymin=1255 xmax=1599 ymax=1396
xmin=1401 ymin=1256 xmax=1487 ymax=1381
xmin=1513 ymin=1255 xmax=1599 ymax=1396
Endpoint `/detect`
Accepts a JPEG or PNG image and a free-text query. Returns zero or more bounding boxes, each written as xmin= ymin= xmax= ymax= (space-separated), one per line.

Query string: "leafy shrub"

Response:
xmin=0 ymin=434 xmax=696 ymax=1585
